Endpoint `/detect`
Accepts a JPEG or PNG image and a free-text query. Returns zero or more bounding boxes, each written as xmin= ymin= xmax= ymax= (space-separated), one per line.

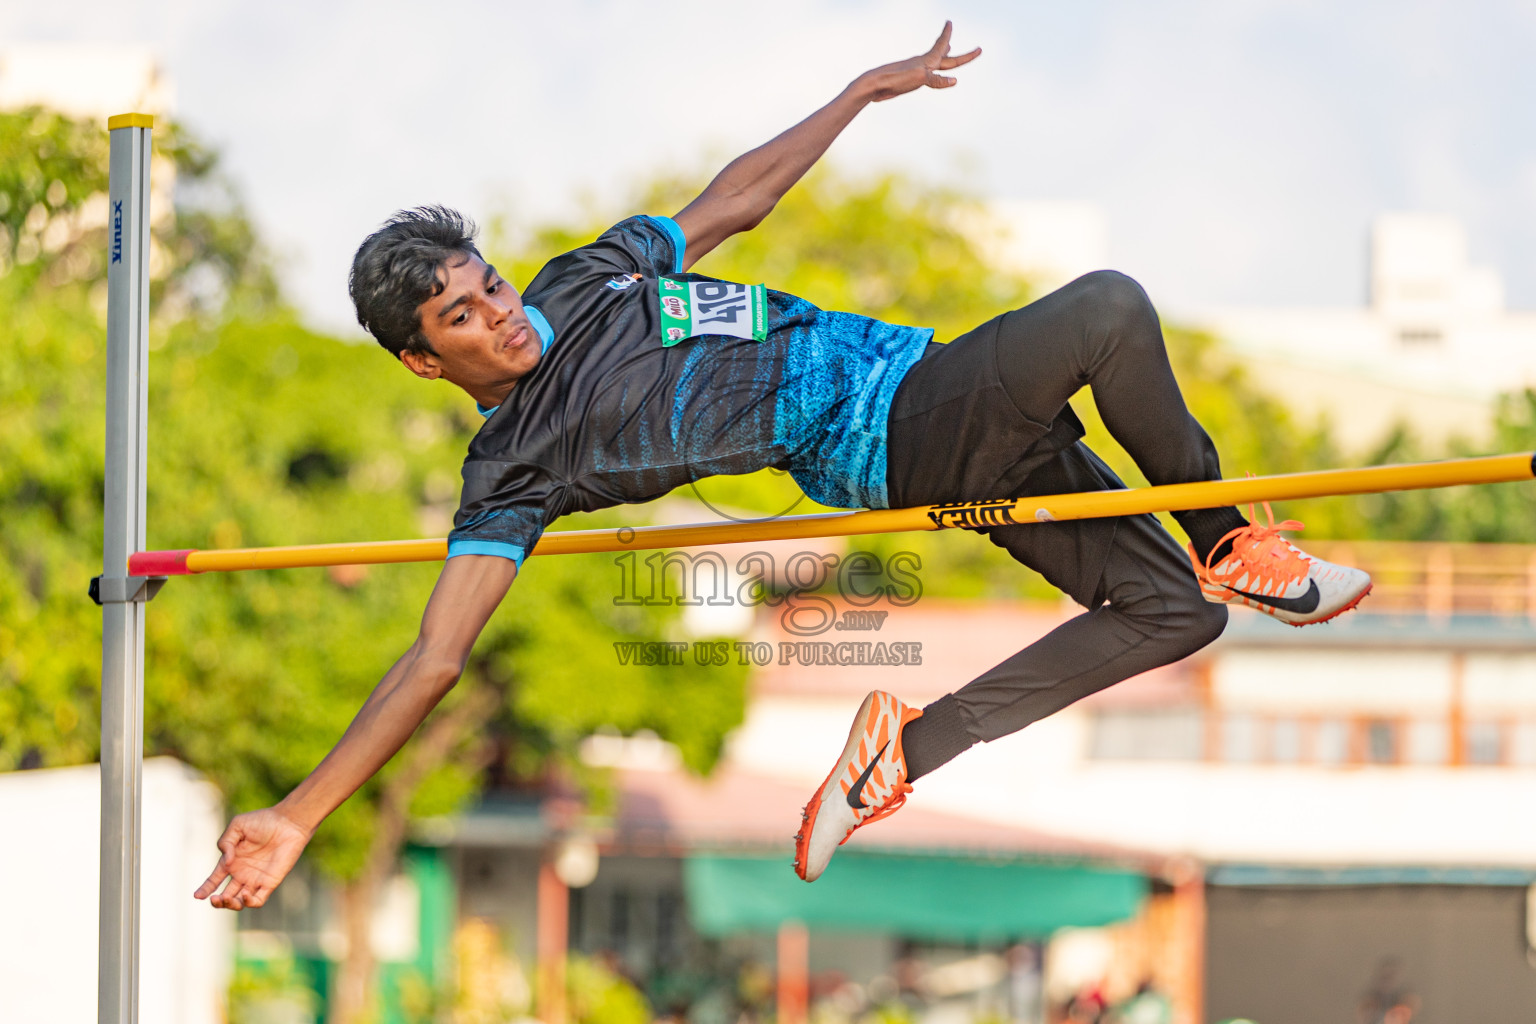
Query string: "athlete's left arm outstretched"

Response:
xmin=673 ymin=21 xmax=979 ymax=270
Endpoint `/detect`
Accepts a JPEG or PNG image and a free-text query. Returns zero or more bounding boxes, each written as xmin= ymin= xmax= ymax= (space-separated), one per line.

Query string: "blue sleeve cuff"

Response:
xmin=447 ymin=539 xmax=527 ymax=567
xmin=646 ymin=215 xmax=687 ymax=273
xmin=524 ymin=305 xmax=555 ymax=354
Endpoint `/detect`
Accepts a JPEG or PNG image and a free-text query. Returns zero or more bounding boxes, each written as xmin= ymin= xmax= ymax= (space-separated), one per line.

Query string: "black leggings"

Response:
xmin=884 ymin=270 xmax=1231 ymax=744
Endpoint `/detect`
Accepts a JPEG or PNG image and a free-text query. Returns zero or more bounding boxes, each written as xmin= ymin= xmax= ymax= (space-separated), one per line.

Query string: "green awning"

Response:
xmin=684 ymin=853 xmax=1147 ymax=941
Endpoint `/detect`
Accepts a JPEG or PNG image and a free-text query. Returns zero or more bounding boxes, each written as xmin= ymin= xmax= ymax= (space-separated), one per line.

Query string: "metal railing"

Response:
xmin=1300 ymin=541 xmax=1536 ymax=621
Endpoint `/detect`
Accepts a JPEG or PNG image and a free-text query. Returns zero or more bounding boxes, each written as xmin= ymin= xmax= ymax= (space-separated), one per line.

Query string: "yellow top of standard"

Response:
xmin=107 ymin=112 xmax=155 ymax=130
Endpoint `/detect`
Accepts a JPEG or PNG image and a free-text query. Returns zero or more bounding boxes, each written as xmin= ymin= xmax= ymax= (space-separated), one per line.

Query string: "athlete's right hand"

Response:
xmin=856 ymin=21 xmax=981 ymax=102
xmin=193 ymin=806 xmax=313 ymax=910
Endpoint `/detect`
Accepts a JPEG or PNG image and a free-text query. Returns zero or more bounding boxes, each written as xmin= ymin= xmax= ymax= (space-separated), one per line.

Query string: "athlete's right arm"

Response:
xmin=192 ymin=553 xmax=519 ymax=910
xmin=672 ymin=21 xmax=980 ymax=270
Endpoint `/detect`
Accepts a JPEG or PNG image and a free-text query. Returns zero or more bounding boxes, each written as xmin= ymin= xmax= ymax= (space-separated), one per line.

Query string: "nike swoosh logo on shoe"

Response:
xmin=846 ymin=742 xmax=890 ymax=810
xmin=1225 ymin=579 xmax=1321 ymax=614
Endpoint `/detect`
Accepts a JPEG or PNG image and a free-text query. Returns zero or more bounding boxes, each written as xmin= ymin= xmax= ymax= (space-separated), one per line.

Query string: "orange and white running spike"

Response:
xmin=794 ymin=690 xmax=922 ymax=882
xmin=1189 ymin=503 xmax=1372 ymax=627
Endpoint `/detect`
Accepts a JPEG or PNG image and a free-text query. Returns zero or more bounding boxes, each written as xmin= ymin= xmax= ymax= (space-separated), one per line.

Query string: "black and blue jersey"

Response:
xmin=447 ymin=215 xmax=933 ymax=567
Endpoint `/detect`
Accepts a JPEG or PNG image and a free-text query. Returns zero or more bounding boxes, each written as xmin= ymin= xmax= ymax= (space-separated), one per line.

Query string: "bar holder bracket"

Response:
xmin=90 ymin=576 xmax=168 ymax=606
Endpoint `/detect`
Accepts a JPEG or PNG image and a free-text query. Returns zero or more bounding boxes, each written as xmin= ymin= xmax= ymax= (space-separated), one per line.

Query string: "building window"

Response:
xmin=1088 ymin=709 xmax=1205 ymax=761
xmin=1270 ymin=719 xmax=1303 ymax=763
xmin=1397 ymin=326 xmax=1443 ymax=345
xmin=1510 ymin=722 xmax=1536 ymax=767
xmin=1405 ymin=720 xmax=1449 ymax=765
xmin=1464 ymin=721 xmax=1504 ymax=765
xmin=569 ymin=885 xmax=587 ymax=948
xmin=1363 ymin=719 xmax=1400 ymax=765
xmin=1315 ymin=720 xmax=1350 ymax=766
xmin=1089 ymin=710 xmax=1536 ymax=768
xmin=1222 ymin=714 xmax=1261 ymax=763
xmin=656 ymin=891 xmax=684 ymax=966
xmin=610 ymin=890 xmax=631 ymax=946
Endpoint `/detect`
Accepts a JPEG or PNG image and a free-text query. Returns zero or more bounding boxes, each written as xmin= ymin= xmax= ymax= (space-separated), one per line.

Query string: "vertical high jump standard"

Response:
xmin=97 ymin=111 xmax=157 ymax=1024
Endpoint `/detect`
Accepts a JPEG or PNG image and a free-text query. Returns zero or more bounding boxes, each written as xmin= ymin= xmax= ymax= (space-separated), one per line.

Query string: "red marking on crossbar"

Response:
xmin=128 ymin=549 xmax=195 ymax=576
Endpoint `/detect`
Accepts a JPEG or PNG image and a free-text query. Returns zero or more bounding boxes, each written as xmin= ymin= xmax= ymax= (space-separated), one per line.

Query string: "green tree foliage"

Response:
xmin=0 ymin=111 xmax=746 ymax=865
xmin=0 ymin=108 xmax=107 ymax=278
xmin=0 ymin=269 xmax=109 ymax=767
xmin=2 ymin=109 xmax=749 ymax=1021
xmin=1323 ymin=390 xmax=1536 ymax=543
xmin=0 ymin=106 xmax=277 ymax=311
xmin=0 ymin=100 xmax=284 ymax=769
xmin=566 ymin=954 xmax=652 ymax=1024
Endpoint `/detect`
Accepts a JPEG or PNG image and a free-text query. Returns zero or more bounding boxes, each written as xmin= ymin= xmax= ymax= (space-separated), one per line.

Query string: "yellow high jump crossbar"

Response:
xmin=127 ymin=451 xmax=1536 ymax=576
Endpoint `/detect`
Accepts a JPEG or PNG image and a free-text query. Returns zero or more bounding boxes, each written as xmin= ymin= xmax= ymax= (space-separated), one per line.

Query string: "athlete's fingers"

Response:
xmin=938 ymin=46 xmax=981 ymax=70
xmin=214 ymin=823 xmax=244 ymax=859
xmin=194 ymin=861 xmax=230 ymax=900
xmin=927 ymin=20 xmax=953 ymax=58
xmin=215 ymin=879 xmax=247 ymax=911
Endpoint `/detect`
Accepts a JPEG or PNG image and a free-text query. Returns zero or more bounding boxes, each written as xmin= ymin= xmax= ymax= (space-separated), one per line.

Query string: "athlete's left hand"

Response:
xmin=857 ymin=21 xmax=981 ymax=102
xmin=193 ymin=805 xmax=312 ymax=911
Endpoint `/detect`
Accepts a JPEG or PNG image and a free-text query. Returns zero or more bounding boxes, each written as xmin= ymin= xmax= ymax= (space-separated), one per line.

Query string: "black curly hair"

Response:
xmin=349 ymin=205 xmax=483 ymax=359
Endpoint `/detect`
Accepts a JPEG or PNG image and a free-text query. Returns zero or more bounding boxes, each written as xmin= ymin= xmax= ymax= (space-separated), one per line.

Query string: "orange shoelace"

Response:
xmin=1203 ymin=498 xmax=1309 ymax=591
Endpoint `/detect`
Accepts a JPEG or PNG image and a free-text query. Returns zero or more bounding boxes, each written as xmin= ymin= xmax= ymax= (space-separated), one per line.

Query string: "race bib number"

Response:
xmin=658 ymin=276 xmax=768 ymax=346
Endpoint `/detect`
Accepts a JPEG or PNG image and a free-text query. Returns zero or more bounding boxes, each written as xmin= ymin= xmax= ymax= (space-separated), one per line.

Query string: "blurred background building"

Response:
xmin=982 ymin=199 xmax=1536 ymax=453
xmin=1194 ymin=212 xmax=1536 ymax=450
xmin=0 ymin=45 xmax=173 ymax=122
xmin=13 ymin=554 xmax=1536 ymax=1024
xmin=217 ymin=555 xmax=1536 ymax=1024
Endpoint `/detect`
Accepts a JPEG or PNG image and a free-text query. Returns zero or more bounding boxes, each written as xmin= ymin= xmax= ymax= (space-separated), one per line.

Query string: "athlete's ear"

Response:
xmin=400 ymin=348 xmax=443 ymax=381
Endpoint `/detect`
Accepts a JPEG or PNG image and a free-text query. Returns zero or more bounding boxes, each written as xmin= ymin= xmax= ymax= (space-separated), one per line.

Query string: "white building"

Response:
xmin=0 ymin=45 xmax=173 ymax=122
xmin=1190 ymin=213 xmax=1536 ymax=450
xmin=969 ymin=200 xmax=1111 ymax=298
xmin=0 ymin=758 xmax=233 ymax=1024
xmin=978 ymin=203 xmax=1536 ymax=451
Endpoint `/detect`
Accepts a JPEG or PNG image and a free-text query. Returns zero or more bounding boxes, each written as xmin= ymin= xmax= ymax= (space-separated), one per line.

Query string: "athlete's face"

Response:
xmin=404 ymin=254 xmax=540 ymax=404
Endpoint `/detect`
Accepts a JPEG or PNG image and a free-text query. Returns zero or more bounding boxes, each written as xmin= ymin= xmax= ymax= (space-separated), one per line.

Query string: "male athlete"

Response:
xmin=196 ymin=23 xmax=1370 ymax=909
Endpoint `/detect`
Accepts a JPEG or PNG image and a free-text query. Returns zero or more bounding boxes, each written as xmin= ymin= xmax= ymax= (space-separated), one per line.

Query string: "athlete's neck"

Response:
xmin=464 ymin=380 xmax=517 ymax=409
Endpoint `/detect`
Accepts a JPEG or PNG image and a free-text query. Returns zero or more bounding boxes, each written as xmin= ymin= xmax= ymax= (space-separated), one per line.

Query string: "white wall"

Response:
xmin=0 ymin=758 xmax=233 ymax=1024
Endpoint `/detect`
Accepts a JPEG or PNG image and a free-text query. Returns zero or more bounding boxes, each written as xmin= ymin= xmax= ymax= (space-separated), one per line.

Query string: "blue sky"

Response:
xmin=7 ymin=0 xmax=1535 ymax=333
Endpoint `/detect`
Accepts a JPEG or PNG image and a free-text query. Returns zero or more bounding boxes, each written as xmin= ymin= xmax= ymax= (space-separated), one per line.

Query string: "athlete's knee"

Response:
xmin=1182 ymin=598 xmax=1228 ymax=653
xmin=1071 ymin=270 xmax=1160 ymax=343
xmin=1108 ymin=570 xmax=1227 ymax=654
xmin=1141 ymin=593 xmax=1227 ymax=666
xmin=1156 ymin=577 xmax=1228 ymax=654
